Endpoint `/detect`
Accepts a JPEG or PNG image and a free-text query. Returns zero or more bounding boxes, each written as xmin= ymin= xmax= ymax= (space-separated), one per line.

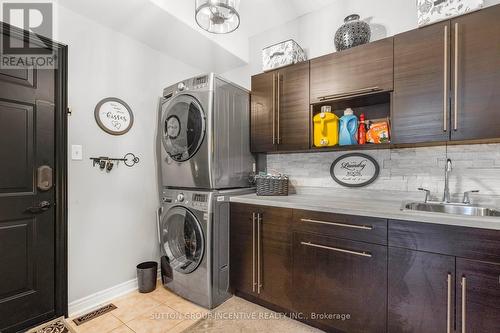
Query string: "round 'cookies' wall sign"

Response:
xmin=330 ymin=153 xmax=379 ymax=187
xmin=94 ymin=97 xmax=134 ymax=135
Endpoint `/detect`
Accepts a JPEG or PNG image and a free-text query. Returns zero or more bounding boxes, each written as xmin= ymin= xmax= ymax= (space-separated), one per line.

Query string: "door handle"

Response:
xmin=26 ymin=201 xmax=51 ymax=214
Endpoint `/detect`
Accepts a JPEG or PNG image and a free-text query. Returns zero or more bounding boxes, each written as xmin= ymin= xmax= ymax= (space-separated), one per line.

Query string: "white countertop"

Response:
xmin=230 ymin=189 xmax=500 ymax=231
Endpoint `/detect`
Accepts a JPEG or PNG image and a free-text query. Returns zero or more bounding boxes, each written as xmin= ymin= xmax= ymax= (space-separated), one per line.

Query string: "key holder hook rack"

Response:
xmin=90 ymin=153 xmax=140 ymax=172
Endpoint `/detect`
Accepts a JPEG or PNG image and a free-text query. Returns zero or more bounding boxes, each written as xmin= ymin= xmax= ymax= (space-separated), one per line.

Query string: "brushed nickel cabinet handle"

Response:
xmin=277 ymin=73 xmax=281 ymax=145
xmin=300 ymin=218 xmax=373 ymax=230
xmin=318 ymin=86 xmax=382 ymax=102
xmin=454 ymin=22 xmax=459 ymax=131
xmin=462 ymin=276 xmax=467 ymax=333
xmin=252 ymin=212 xmax=256 ymax=293
xmin=300 ymin=241 xmax=372 ymax=257
xmin=272 ymin=73 xmax=276 ymax=145
xmin=443 ymin=24 xmax=448 ymax=132
xmin=257 ymin=213 xmax=262 ymax=294
xmin=447 ymin=273 xmax=452 ymax=333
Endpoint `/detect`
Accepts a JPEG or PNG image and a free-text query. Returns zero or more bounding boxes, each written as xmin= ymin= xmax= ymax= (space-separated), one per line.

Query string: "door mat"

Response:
xmin=26 ymin=317 xmax=76 ymax=333
xmin=72 ymin=303 xmax=117 ymax=326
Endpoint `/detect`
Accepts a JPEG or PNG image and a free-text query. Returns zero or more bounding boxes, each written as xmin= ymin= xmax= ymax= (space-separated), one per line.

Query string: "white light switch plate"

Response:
xmin=71 ymin=145 xmax=83 ymax=160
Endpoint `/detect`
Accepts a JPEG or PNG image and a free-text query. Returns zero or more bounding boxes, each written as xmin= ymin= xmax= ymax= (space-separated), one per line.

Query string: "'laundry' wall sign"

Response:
xmin=330 ymin=153 xmax=380 ymax=187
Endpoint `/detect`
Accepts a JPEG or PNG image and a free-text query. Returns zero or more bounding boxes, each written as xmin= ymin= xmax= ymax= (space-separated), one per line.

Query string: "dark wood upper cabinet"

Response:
xmin=450 ymin=5 xmax=500 ymax=141
xmin=276 ymin=62 xmax=310 ymax=151
xmin=250 ymin=63 xmax=310 ymax=153
xmin=310 ymin=38 xmax=394 ymax=104
xmin=251 ymin=72 xmax=276 ymax=153
xmin=388 ymin=247 xmax=455 ymax=333
xmin=292 ymin=232 xmax=387 ymax=333
xmin=456 ymin=258 xmax=500 ymax=333
xmin=392 ymin=21 xmax=451 ymax=144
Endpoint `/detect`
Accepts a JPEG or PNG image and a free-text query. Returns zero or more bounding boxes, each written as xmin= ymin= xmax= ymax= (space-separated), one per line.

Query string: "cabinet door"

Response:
xmin=388 ymin=247 xmax=455 ymax=333
xmin=251 ymin=72 xmax=277 ymax=152
xmin=257 ymin=206 xmax=293 ymax=309
xmin=451 ymin=5 xmax=500 ymax=141
xmin=392 ymin=21 xmax=450 ymax=144
xmin=276 ymin=62 xmax=310 ymax=151
xmin=230 ymin=203 xmax=257 ymax=296
xmin=310 ymin=38 xmax=393 ymax=103
xmin=457 ymin=258 xmax=500 ymax=333
xmin=293 ymin=232 xmax=387 ymax=333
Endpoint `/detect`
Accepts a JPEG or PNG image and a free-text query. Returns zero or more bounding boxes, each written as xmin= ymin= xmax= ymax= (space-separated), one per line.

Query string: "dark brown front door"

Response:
xmin=0 ymin=35 xmax=58 ymax=332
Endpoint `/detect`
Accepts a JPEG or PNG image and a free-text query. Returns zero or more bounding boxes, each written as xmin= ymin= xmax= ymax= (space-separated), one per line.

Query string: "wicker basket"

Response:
xmin=255 ymin=175 xmax=289 ymax=196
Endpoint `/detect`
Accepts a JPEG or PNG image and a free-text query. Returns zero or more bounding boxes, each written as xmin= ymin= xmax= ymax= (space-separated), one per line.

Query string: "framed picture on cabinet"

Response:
xmin=417 ymin=0 xmax=483 ymax=27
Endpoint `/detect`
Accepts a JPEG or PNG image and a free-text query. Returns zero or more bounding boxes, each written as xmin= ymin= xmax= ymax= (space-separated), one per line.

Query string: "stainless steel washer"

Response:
xmin=157 ymin=73 xmax=254 ymax=189
xmin=158 ymin=188 xmax=254 ymax=309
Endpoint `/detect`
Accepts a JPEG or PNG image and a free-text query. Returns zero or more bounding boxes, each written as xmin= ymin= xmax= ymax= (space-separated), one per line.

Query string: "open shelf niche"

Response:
xmin=310 ymin=91 xmax=392 ymax=151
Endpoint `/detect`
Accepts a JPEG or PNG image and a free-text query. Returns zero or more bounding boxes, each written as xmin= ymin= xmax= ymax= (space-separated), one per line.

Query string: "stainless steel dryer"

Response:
xmin=158 ymin=188 xmax=254 ymax=309
xmin=158 ymin=73 xmax=254 ymax=189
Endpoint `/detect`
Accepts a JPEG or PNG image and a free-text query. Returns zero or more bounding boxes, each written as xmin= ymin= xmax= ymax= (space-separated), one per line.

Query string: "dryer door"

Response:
xmin=161 ymin=206 xmax=205 ymax=274
xmin=161 ymin=95 xmax=206 ymax=162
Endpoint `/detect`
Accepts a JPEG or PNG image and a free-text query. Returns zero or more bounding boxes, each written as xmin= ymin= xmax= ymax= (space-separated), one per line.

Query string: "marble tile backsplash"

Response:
xmin=267 ymin=144 xmax=500 ymax=202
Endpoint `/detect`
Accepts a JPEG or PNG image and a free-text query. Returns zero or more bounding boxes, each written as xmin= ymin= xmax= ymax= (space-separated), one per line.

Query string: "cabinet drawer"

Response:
xmin=292 ymin=232 xmax=387 ymax=333
xmin=293 ymin=210 xmax=387 ymax=245
xmin=389 ymin=219 xmax=500 ymax=262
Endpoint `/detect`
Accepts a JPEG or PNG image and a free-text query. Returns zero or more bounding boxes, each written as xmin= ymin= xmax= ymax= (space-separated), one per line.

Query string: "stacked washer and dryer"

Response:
xmin=156 ymin=74 xmax=254 ymax=309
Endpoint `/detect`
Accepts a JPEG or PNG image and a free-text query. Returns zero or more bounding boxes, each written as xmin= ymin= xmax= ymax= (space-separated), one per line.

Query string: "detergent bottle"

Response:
xmin=339 ymin=108 xmax=358 ymax=146
xmin=313 ymin=106 xmax=339 ymax=147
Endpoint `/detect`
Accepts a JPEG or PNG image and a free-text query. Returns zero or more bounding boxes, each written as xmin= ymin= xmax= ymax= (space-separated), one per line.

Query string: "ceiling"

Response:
xmin=56 ymin=0 xmax=337 ymax=72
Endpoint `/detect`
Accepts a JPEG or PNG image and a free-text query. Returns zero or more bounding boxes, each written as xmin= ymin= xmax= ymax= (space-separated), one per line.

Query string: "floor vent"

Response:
xmin=72 ymin=303 xmax=117 ymax=326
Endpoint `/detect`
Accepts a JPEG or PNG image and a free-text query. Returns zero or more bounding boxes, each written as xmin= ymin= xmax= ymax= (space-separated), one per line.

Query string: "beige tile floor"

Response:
xmin=68 ymin=281 xmax=208 ymax=333
xmin=68 ymin=281 xmax=322 ymax=333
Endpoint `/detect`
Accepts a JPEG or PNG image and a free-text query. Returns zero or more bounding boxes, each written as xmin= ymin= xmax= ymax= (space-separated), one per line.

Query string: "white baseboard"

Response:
xmin=68 ymin=270 xmax=162 ymax=317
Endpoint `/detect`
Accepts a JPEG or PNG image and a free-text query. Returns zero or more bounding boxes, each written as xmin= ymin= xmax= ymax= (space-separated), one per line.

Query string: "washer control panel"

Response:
xmin=162 ymin=189 xmax=209 ymax=212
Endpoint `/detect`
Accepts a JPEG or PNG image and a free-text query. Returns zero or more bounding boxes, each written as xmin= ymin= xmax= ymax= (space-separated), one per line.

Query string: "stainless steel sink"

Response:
xmin=402 ymin=202 xmax=500 ymax=217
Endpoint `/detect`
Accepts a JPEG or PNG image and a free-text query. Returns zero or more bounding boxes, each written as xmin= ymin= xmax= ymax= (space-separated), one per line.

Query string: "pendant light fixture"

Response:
xmin=195 ymin=0 xmax=240 ymax=34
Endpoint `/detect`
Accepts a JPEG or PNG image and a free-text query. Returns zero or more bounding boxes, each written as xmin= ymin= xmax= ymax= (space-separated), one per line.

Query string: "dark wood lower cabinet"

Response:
xmin=230 ymin=203 xmax=256 ymax=296
xmin=388 ymin=247 xmax=455 ymax=333
xmin=258 ymin=207 xmax=293 ymax=309
xmin=230 ymin=203 xmax=293 ymax=310
xmin=457 ymin=258 xmax=500 ymax=333
xmin=292 ymin=232 xmax=387 ymax=333
xmin=231 ymin=203 xmax=500 ymax=332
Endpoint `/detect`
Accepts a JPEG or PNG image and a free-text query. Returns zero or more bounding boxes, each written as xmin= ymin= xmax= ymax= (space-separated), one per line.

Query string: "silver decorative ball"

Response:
xmin=334 ymin=14 xmax=371 ymax=52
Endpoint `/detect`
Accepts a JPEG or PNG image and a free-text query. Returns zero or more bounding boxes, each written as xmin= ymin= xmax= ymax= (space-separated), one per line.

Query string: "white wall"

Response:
xmin=53 ymin=5 xmax=201 ymax=304
xmin=223 ymin=0 xmax=500 ymax=88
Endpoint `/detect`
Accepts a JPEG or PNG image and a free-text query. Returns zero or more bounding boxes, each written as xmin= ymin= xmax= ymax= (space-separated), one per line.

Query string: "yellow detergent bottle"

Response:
xmin=313 ymin=106 xmax=339 ymax=147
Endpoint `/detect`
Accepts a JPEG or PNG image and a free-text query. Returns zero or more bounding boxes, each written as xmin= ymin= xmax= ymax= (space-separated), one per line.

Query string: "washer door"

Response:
xmin=162 ymin=95 xmax=206 ymax=162
xmin=162 ymin=207 xmax=204 ymax=274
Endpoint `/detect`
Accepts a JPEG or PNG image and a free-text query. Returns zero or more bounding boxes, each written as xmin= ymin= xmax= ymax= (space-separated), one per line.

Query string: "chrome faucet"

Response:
xmin=443 ymin=159 xmax=452 ymax=203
